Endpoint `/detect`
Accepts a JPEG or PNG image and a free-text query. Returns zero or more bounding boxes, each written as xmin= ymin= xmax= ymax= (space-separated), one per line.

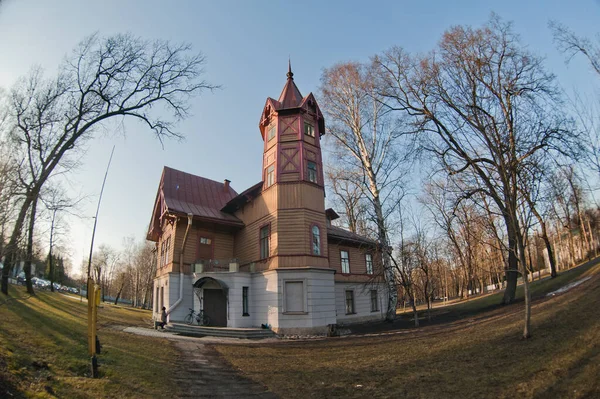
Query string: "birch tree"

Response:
xmin=320 ymin=62 xmax=414 ymax=321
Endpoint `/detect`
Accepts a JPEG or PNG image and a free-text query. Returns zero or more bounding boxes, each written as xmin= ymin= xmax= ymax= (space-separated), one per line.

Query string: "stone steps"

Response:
xmin=166 ymin=322 xmax=276 ymax=339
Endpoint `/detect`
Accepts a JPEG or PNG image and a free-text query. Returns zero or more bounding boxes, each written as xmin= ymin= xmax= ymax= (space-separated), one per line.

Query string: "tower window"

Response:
xmin=304 ymin=122 xmax=314 ymax=137
xmin=266 ymin=165 xmax=275 ymax=187
xmin=311 ymin=225 xmax=321 ymax=255
xmin=307 ymin=161 xmax=317 ymax=183
xmin=260 ymin=224 xmax=270 ymax=259
xmin=268 ymin=125 xmax=276 ymax=141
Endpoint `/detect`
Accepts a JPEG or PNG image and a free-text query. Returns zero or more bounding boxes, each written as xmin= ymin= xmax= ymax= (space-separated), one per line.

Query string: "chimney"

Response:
xmin=224 ymin=179 xmax=231 ymax=192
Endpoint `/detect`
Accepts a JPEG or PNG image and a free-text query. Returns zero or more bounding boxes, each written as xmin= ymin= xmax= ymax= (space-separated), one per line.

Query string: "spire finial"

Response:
xmin=287 ymin=57 xmax=293 ymax=79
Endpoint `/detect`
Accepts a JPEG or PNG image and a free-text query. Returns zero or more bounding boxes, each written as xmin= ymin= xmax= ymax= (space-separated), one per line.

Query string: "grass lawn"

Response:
xmin=215 ymin=262 xmax=600 ymax=398
xmin=0 ymin=287 xmax=179 ymax=398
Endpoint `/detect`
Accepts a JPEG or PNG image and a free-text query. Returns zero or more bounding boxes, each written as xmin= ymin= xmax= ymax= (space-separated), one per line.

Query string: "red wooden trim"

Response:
xmin=280 ymin=145 xmax=299 ymax=173
xmin=258 ymin=222 xmax=271 ymax=260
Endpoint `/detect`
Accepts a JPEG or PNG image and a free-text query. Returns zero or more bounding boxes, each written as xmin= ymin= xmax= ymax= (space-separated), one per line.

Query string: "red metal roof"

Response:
xmin=161 ymin=166 xmax=242 ymax=225
xmin=277 ymin=76 xmax=303 ymax=109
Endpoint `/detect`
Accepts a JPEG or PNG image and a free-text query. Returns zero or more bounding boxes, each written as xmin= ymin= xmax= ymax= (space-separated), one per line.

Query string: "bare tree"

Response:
xmin=1 ymin=33 xmax=217 ymax=295
xmin=375 ymin=17 xmax=576 ymax=338
xmin=320 ymin=61 xmax=414 ymax=321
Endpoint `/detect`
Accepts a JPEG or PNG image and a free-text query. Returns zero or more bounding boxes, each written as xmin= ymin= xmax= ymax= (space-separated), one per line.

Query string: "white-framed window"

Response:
xmin=284 ymin=280 xmax=306 ymax=313
xmin=311 ymin=225 xmax=321 ymax=255
xmin=307 ymin=161 xmax=317 ymax=183
xmin=266 ymin=164 xmax=275 ymax=187
xmin=242 ymin=286 xmax=249 ymax=316
xmin=370 ymin=290 xmax=379 ymax=312
xmin=366 ymin=253 xmax=373 ymax=274
xmin=268 ymin=125 xmax=276 ymax=141
xmin=304 ymin=121 xmax=315 ymax=137
xmin=345 ymin=290 xmax=355 ymax=314
xmin=200 ymin=237 xmax=212 ymax=245
xmin=341 ymin=250 xmax=350 ymax=274
xmin=260 ymin=224 xmax=270 ymax=259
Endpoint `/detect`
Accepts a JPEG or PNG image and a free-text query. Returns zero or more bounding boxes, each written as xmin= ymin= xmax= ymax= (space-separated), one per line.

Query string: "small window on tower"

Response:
xmin=304 ymin=122 xmax=314 ymax=137
xmin=266 ymin=165 xmax=275 ymax=187
xmin=268 ymin=125 xmax=276 ymax=141
xmin=307 ymin=162 xmax=317 ymax=183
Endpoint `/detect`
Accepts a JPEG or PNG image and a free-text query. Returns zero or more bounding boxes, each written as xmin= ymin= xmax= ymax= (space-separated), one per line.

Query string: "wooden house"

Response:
xmin=147 ymin=66 xmax=387 ymax=335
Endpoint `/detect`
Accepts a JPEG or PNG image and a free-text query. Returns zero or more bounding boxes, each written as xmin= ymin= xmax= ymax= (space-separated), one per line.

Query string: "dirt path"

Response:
xmin=172 ymin=340 xmax=278 ymax=398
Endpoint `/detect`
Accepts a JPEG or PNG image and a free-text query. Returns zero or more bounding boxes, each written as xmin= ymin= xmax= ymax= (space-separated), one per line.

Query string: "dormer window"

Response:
xmin=268 ymin=125 xmax=276 ymax=141
xmin=304 ymin=122 xmax=315 ymax=137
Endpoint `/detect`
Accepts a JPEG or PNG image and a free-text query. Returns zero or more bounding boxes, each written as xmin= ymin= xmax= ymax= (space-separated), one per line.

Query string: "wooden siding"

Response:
xmin=328 ymin=241 xmax=380 ymax=282
xmin=278 ymin=183 xmax=325 ymax=212
xmin=277 ymin=209 xmax=328 ymax=258
xmin=234 ymin=213 xmax=277 ymax=264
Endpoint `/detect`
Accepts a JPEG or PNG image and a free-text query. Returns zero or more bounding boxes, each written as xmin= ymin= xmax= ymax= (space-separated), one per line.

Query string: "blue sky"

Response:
xmin=0 ymin=0 xmax=599 ymax=275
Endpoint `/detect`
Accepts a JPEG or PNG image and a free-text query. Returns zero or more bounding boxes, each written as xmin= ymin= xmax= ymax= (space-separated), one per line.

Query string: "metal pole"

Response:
xmin=86 ymin=145 xmax=115 ymax=378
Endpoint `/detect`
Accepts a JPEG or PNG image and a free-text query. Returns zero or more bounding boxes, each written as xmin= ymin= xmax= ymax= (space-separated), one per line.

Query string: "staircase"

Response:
xmin=165 ymin=322 xmax=276 ymax=339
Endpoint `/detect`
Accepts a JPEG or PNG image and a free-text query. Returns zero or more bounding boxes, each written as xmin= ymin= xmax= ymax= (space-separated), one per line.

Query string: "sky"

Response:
xmin=0 ymin=0 xmax=599 ymax=276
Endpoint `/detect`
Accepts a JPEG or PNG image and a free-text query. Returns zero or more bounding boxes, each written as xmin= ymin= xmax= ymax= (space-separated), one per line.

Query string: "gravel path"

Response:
xmin=123 ymin=327 xmax=278 ymax=398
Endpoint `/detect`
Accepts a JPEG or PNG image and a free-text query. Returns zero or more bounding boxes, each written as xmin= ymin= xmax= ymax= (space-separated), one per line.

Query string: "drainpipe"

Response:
xmin=167 ymin=213 xmax=193 ymax=315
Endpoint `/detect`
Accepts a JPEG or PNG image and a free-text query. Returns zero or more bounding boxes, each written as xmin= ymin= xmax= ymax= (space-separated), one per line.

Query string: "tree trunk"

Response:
xmin=411 ymin=290 xmax=419 ymax=327
xmin=24 ymin=198 xmax=39 ymax=295
xmin=502 ymin=215 xmax=519 ymax=305
xmin=1 ymin=192 xmax=36 ymax=295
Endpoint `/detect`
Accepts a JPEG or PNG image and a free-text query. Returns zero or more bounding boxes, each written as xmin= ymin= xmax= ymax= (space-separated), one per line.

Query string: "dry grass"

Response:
xmin=215 ymin=263 xmax=600 ymax=399
xmin=0 ymin=288 xmax=180 ymax=398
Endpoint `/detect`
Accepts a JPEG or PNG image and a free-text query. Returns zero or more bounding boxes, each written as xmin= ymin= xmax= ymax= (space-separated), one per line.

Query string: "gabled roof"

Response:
xmin=327 ymin=225 xmax=377 ymax=246
xmin=147 ymin=167 xmax=243 ymax=241
xmin=221 ymin=181 xmax=263 ymax=213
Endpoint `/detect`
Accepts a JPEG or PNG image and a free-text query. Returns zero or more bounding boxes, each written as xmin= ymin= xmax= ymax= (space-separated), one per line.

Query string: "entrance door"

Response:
xmin=203 ymin=289 xmax=227 ymax=327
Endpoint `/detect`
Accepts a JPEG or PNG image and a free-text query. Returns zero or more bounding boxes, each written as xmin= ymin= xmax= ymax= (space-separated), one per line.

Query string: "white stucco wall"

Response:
xmin=335 ymin=282 xmax=386 ymax=324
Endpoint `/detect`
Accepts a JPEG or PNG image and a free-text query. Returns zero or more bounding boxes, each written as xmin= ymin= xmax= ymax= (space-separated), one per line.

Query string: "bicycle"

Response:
xmin=184 ymin=308 xmax=210 ymax=326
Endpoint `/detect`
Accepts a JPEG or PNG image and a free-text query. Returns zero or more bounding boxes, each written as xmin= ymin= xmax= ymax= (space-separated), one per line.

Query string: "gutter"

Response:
xmin=167 ymin=213 xmax=193 ymax=314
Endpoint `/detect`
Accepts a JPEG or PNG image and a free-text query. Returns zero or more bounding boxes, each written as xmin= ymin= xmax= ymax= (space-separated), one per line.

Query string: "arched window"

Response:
xmin=312 ymin=225 xmax=321 ymax=255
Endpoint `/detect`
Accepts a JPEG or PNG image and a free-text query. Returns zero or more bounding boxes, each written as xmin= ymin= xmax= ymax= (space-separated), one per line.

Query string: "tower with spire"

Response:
xmin=257 ymin=63 xmax=328 ymax=269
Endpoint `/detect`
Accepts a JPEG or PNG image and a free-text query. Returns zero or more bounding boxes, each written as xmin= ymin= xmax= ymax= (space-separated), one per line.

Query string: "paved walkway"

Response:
xmin=123 ymin=327 xmax=278 ymax=398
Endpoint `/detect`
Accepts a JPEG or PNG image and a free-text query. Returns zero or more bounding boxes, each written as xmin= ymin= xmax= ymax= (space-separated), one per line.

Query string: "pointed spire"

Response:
xmin=287 ymin=57 xmax=294 ymax=79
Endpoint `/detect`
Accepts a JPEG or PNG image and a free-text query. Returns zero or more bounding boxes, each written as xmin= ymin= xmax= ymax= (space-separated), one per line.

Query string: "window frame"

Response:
xmin=307 ymin=161 xmax=317 ymax=183
xmin=242 ymin=286 xmax=249 ymax=316
xmin=164 ymin=236 xmax=171 ymax=266
xmin=311 ymin=224 xmax=321 ymax=256
xmin=370 ymin=290 xmax=379 ymax=312
xmin=268 ymin=124 xmax=276 ymax=141
xmin=283 ymin=279 xmax=308 ymax=314
xmin=259 ymin=224 xmax=270 ymax=259
xmin=345 ymin=290 xmax=355 ymax=314
xmin=340 ymin=250 xmax=350 ymax=274
xmin=304 ymin=121 xmax=315 ymax=137
xmin=266 ymin=164 xmax=275 ymax=187
xmin=365 ymin=253 xmax=373 ymax=275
